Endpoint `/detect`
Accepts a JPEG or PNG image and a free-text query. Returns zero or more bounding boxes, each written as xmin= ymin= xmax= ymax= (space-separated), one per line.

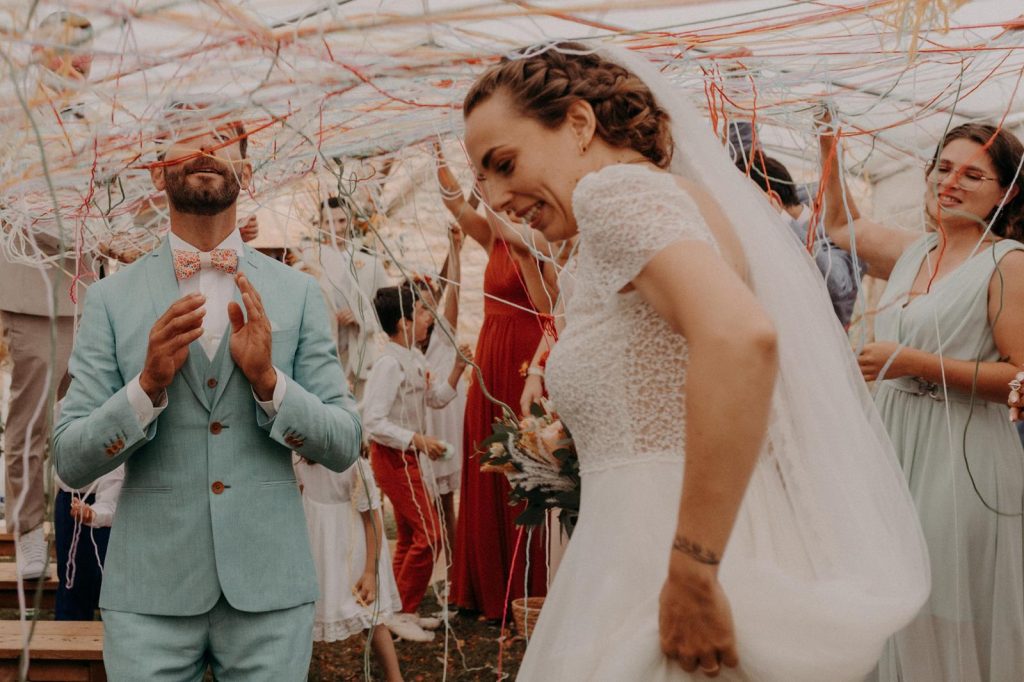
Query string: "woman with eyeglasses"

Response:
xmin=819 ymin=116 xmax=1024 ymax=682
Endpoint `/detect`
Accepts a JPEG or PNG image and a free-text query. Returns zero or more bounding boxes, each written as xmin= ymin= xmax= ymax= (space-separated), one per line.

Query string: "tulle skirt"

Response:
xmin=302 ymin=496 xmax=401 ymax=642
xmin=517 ymin=457 xmax=927 ymax=681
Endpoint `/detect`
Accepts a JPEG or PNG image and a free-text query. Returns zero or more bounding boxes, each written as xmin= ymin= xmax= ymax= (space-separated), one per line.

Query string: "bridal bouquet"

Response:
xmin=480 ymin=398 xmax=580 ymax=538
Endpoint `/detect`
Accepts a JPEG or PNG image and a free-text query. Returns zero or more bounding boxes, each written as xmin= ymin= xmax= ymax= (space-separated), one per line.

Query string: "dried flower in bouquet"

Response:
xmin=480 ymin=398 xmax=580 ymax=538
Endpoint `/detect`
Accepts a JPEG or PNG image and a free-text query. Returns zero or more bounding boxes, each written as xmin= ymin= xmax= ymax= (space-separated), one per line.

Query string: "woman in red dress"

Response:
xmin=437 ymin=151 xmax=555 ymax=619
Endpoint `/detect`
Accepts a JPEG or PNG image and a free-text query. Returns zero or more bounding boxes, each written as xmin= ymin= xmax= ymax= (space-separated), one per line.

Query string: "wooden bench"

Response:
xmin=0 ymin=620 xmax=105 ymax=681
xmin=0 ymin=523 xmax=55 ymax=559
xmin=0 ymin=564 xmax=58 ymax=610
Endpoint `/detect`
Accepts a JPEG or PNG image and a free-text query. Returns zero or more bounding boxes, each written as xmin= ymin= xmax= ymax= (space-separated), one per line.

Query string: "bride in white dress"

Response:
xmin=461 ymin=43 xmax=931 ymax=681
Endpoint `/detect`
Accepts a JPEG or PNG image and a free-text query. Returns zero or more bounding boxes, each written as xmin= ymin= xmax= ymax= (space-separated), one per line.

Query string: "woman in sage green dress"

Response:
xmin=819 ymin=119 xmax=1024 ymax=681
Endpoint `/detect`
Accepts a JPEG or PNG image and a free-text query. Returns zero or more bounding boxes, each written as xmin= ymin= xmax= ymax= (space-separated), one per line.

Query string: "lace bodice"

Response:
xmin=545 ymin=164 xmax=718 ymax=475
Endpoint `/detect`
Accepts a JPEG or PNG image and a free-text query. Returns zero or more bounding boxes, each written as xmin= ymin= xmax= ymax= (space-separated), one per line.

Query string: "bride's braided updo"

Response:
xmin=464 ymin=42 xmax=674 ymax=169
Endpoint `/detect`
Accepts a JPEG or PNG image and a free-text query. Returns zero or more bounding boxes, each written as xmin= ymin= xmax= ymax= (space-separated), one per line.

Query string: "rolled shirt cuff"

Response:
xmin=254 ymin=367 xmax=287 ymax=418
xmin=126 ymin=374 xmax=168 ymax=428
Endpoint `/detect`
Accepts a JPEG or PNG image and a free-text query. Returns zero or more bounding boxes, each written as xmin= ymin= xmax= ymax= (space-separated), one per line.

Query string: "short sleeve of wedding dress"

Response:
xmin=545 ymin=163 xmax=721 ymax=476
xmin=572 ymin=164 xmax=717 ymax=296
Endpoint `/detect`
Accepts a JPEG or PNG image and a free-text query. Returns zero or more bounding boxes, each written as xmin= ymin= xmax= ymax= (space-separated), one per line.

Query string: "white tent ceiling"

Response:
xmin=3 ymin=0 xmax=1022 ymax=238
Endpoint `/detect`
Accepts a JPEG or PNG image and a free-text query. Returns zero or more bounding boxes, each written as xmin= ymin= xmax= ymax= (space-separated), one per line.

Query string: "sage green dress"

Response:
xmin=873 ymin=234 xmax=1024 ymax=682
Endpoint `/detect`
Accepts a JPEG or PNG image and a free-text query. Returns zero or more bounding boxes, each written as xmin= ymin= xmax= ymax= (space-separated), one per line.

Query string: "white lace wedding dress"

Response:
xmin=515 ymin=163 xmax=927 ymax=681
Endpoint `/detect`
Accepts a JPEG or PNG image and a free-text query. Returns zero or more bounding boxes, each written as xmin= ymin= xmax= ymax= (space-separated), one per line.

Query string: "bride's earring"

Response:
xmin=578 ymin=142 xmax=587 ymax=155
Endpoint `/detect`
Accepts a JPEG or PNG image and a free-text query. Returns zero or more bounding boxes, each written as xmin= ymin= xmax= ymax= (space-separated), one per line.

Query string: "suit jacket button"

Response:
xmin=210 ymin=421 xmax=223 ymax=435
xmin=207 ymin=378 xmax=218 ymax=389
xmin=211 ymin=481 xmax=225 ymax=494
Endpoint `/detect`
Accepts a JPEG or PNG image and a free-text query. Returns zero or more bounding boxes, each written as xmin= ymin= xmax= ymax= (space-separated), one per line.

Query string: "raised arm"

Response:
xmin=478 ymin=209 xmax=558 ymax=315
xmin=510 ymin=248 xmax=556 ymax=316
xmin=817 ymin=109 xmax=916 ymax=279
xmin=438 ymin=224 xmax=463 ymax=329
xmin=426 ymin=345 xmax=472 ymax=409
xmin=436 ymin=143 xmax=493 ymax=252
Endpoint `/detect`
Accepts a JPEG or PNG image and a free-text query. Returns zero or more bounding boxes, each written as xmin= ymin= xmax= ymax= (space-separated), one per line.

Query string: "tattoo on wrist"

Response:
xmin=672 ymin=534 xmax=721 ymax=565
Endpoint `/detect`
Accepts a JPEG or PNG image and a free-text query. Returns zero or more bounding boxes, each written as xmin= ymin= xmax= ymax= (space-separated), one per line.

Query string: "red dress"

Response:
xmin=452 ymin=241 xmax=548 ymax=619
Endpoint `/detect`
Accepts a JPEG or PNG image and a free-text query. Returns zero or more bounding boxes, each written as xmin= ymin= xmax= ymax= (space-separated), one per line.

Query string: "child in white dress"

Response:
xmin=294 ymin=456 xmax=404 ymax=681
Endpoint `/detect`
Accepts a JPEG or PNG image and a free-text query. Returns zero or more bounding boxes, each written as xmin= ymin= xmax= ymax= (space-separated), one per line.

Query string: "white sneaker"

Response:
xmin=15 ymin=526 xmax=47 ymax=580
xmin=417 ymin=615 xmax=442 ymax=631
xmin=385 ymin=613 xmax=434 ymax=642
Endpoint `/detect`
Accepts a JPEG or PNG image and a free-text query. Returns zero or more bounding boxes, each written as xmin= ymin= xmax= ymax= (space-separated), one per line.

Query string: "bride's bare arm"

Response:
xmin=632 ymin=239 xmax=778 ymax=673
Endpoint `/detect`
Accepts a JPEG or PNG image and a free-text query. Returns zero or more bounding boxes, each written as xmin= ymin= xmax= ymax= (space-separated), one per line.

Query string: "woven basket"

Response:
xmin=511 ymin=596 xmax=546 ymax=638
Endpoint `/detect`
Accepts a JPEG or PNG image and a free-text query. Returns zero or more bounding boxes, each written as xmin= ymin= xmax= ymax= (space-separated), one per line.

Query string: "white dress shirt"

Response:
xmin=362 ymin=341 xmax=457 ymax=450
xmin=170 ymin=229 xmax=243 ymax=359
xmin=126 ymin=229 xmax=285 ymax=427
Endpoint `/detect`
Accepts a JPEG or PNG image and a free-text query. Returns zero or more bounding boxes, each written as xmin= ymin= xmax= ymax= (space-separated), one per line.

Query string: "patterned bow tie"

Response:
xmin=172 ymin=249 xmax=239 ymax=281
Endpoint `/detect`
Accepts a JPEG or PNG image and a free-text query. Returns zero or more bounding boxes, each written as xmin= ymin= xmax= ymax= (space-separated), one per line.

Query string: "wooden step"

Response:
xmin=0 ymin=620 xmax=105 ymax=681
xmin=0 ymin=564 xmax=58 ymax=610
xmin=0 ymin=523 xmax=55 ymax=559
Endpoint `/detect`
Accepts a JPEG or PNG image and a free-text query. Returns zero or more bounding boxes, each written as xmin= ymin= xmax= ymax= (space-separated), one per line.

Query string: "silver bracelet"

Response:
xmin=526 ymin=366 xmax=544 ymax=378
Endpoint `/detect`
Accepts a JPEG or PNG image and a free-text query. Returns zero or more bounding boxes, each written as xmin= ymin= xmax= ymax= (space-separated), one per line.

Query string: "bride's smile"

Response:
xmin=465 ymin=90 xmax=652 ymax=243
xmin=464 ymin=92 xmax=583 ymax=241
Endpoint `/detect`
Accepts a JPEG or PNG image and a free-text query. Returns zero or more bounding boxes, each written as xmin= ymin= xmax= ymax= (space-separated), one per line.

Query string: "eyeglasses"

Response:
xmin=926 ymin=164 xmax=999 ymax=192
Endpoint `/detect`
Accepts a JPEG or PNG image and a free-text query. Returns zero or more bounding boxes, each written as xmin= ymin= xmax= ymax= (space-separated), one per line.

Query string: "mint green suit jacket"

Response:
xmin=53 ymin=240 xmax=361 ymax=616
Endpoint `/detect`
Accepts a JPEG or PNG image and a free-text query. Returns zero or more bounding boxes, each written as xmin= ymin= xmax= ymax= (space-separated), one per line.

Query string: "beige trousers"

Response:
xmin=1 ymin=312 xmax=74 ymax=534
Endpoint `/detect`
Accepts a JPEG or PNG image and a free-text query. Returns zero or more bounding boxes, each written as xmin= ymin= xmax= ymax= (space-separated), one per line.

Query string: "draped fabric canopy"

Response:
xmin=0 ymin=0 xmax=1019 ymax=321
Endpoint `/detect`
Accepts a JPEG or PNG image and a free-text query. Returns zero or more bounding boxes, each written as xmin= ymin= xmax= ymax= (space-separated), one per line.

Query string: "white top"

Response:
xmin=362 ymin=341 xmax=457 ymax=450
xmin=125 ymin=229 xmax=284 ymax=427
xmin=54 ymin=466 xmax=124 ymax=528
xmin=294 ymin=456 xmax=381 ymax=512
xmin=546 ymin=165 xmax=717 ymax=475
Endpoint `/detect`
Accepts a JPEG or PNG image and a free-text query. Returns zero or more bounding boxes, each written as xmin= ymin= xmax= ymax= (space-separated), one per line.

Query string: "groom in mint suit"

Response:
xmin=53 ymin=107 xmax=361 ymax=680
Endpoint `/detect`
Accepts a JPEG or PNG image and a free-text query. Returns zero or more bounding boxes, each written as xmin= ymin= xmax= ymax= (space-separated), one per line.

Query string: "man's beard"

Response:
xmin=163 ymin=164 xmax=241 ymax=216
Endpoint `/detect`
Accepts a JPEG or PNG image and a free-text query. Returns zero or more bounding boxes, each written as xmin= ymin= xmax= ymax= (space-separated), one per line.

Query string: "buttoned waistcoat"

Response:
xmin=53 ymin=240 xmax=361 ymax=616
